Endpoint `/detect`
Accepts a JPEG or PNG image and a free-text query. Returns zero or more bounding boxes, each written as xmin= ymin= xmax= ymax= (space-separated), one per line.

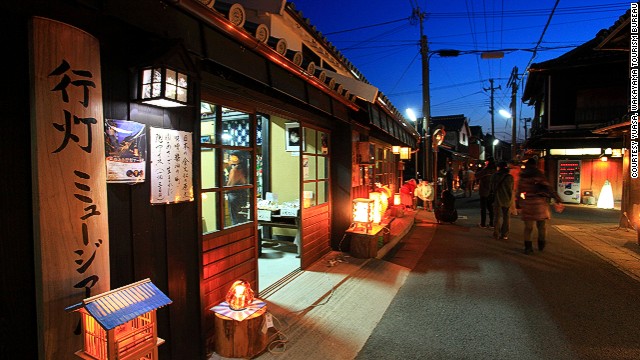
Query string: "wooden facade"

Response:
xmin=1 ymin=1 xmax=418 ymax=359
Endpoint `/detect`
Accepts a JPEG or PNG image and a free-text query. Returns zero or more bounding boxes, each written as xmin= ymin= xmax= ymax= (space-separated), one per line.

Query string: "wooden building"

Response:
xmin=0 ymin=0 xmax=418 ymax=359
xmin=522 ymin=10 xmax=629 ymax=206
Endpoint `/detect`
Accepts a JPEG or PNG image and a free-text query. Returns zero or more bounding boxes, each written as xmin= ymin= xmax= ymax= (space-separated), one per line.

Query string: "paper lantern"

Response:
xmin=352 ymin=198 xmax=374 ymax=232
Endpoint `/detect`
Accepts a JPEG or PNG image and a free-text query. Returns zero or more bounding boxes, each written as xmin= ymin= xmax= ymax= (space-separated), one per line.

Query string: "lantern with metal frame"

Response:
xmin=138 ymin=66 xmax=190 ymax=108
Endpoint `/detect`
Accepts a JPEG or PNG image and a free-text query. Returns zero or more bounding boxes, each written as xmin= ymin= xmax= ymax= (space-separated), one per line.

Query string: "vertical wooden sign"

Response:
xmin=30 ymin=17 xmax=110 ymax=359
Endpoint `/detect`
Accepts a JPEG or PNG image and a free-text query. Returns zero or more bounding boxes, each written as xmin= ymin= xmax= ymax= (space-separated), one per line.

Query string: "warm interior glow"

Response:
xmin=549 ymin=148 xmax=601 ymax=156
xmin=225 ymin=280 xmax=254 ymax=311
xmin=400 ymin=147 xmax=411 ymax=160
xmin=392 ymin=146 xmax=401 ymax=154
xmin=597 ymin=180 xmax=614 ymax=209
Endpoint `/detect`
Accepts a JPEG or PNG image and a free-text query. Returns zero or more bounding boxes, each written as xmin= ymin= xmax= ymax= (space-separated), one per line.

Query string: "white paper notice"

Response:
xmin=150 ymin=127 xmax=194 ymax=204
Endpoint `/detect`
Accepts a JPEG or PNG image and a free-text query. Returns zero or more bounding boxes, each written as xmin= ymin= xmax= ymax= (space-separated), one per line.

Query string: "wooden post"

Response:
xmin=213 ymin=307 xmax=268 ymax=358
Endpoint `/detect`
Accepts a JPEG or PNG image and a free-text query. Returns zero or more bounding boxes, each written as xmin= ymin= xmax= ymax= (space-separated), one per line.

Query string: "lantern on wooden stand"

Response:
xmin=65 ymin=279 xmax=172 ymax=360
xmin=211 ymin=280 xmax=268 ymax=358
xmin=351 ymin=198 xmax=374 ymax=233
xmin=225 ymin=279 xmax=255 ymax=311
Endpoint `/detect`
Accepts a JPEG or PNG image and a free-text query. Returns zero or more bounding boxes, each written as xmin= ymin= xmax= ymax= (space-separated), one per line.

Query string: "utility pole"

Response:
xmin=484 ymin=79 xmax=500 ymax=137
xmin=507 ymin=67 xmax=519 ymax=160
xmin=416 ymin=7 xmax=431 ymax=182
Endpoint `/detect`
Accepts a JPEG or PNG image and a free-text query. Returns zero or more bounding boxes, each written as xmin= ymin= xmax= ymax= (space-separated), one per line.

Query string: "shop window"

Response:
xmin=301 ymin=128 xmax=329 ymax=208
xmin=200 ymin=102 xmax=255 ymax=234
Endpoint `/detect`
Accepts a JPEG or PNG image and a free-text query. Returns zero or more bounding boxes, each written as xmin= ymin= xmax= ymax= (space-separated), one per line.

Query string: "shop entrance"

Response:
xmin=257 ymin=116 xmax=302 ymax=292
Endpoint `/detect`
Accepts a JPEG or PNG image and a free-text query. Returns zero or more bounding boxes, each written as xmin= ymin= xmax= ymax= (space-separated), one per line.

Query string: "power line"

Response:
xmin=525 ymin=0 xmax=560 ymax=72
xmin=323 ymin=17 xmax=410 ymax=36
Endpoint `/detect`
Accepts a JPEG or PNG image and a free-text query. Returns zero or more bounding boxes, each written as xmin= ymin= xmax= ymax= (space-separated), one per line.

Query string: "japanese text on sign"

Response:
xmin=150 ymin=127 xmax=194 ymax=204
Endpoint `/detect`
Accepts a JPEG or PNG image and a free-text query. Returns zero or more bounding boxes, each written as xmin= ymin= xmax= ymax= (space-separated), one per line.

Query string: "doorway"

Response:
xmin=257 ymin=115 xmax=302 ymax=293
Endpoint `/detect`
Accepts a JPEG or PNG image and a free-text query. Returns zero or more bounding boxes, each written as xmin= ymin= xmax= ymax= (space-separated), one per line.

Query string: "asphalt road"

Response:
xmin=356 ymin=194 xmax=640 ymax=360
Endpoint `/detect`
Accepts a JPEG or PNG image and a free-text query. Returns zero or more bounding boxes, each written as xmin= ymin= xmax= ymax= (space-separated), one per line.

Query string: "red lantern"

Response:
xmin=226 ymin=280 xmax=255 ymax=311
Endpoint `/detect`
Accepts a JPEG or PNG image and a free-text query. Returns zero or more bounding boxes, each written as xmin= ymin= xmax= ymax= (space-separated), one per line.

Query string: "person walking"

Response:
xmin=517 ymin=158 xmax=565 ymax=254
xmin=445 ymin=166 xmax=454 ymax=193
xmin=464 ymin=167 xmax=475 ymax=197
xmin=476 ymin=160 xmax=496 ymax=228
xmin=490 ymin=161 xmax=514 ymax=240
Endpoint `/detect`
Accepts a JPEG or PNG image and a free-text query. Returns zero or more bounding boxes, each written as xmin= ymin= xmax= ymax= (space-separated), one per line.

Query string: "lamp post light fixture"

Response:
xmin=492 ymin=138 xmax=500 ymax=160
xmin=405 ymin=108 xmax=421 ymax=179
xmin=499 ymin=109 xmax=511 ymax=119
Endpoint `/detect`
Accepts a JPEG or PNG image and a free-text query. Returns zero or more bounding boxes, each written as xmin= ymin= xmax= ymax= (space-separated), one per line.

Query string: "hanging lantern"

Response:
xmin=138 ymin=66 xmax=190 ymax=108
xmin=392 ymin=146 xmax=401 ymax=154
xmin=225 ymin=280 xmax=255 ymax=311
xmin=394 ymin=193 xmax=401 ymax=206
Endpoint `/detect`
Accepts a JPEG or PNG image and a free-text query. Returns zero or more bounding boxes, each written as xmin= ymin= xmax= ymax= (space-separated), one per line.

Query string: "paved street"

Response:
xmin=357 ymin=193 xmax=640 ymax=360
xmin=253 ymin=191 xmax=640 ymax=360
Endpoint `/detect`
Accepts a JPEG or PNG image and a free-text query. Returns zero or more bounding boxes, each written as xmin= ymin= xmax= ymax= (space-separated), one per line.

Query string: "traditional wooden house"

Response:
xmin=1 ymin=0 xmax=418 ymax=358
xmin=430 ymin=114 xmax=476 ymax=177
xmin=522 ymin=10 xmax=629 ymax=205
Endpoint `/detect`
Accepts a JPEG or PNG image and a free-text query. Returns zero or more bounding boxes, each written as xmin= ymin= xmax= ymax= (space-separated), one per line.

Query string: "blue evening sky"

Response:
xmin=290 ymin=0 xmax=631 ymax=143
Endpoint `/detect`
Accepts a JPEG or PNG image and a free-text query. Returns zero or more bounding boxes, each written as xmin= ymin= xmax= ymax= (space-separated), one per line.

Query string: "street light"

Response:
xmin=493 ymin=138 xmax=500 ymax=160
xmin=499 ymin=109 xmax=511 ymax=118
xmin=405 ymin=108 xmax=421 ymax=179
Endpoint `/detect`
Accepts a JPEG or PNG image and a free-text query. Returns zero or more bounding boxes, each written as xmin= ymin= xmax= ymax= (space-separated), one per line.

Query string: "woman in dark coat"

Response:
xmin=517 ymin=158 xmax=564 ymax=254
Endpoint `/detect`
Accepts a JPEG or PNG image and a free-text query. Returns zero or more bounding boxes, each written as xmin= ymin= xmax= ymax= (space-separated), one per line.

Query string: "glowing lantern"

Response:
xmin=399 ymin=147 xmax=411 ymax=160
xmin=369 ymin=192 xmax=386 ymax=224
xmin=597 ymin=180 xmax=614 ymax=209
xmin=226 ymin=280 xmax=255 ymax=311
xmin=394 ymin=193 xmax=401 ymax=205
xmin=352 ymin=198 xmax=374 ymax=232
xmin=392 ymin=145 xmax=401 ymax=154
xmin=65 ymin=279 xmax=172 ymax=360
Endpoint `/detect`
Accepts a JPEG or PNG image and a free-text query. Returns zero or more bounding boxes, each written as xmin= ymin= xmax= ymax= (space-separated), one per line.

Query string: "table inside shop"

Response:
xmin=258 ymin=214 xmax=300 ymax=255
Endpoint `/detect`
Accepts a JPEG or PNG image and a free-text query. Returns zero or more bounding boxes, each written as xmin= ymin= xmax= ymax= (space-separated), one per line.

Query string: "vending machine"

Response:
xmin=557 ymin=160 xmax=581 ymax=203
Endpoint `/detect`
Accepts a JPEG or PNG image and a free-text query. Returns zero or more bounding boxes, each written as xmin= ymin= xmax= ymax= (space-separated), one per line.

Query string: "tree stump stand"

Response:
xmin=214 ymin=307 xmax=268 ymax=358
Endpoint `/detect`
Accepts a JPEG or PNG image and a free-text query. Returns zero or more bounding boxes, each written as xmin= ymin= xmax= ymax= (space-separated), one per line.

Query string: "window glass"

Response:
xmin=200 ymin=102 xmax=255 ymax=233
xmin=303 ymin=183 xmax=317 ymax=208
xmin=319 ymin=132 xmax=329 ymax=155
xmin=201 ymin=148 xmax=217 ymax=189
xmin=224 ymin=188 xmax=252 ymax=227
xmin=221 ymin=107 xmax=251 ymax=146
xmin=200 ymin=102 xmax=217 ymax=144
xmin=304 ymin=127 xmax=317 ymax=154
xmin=303 ymin=155 xmax=317 ymax=181
xmin=318 ymin=156 xmax=327 ymax=179
xmin=224 ymin=149 xmax=252 ymax=186
xmin=317 ymin=180 xmax=328 ymax=205
xmin=201 ymin=192 xmax=219 ymax=234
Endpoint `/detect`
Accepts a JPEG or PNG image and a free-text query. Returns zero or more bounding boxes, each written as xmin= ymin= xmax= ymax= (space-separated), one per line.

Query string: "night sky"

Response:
xmin=290 ymin=0 xmax=630 ymax=142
